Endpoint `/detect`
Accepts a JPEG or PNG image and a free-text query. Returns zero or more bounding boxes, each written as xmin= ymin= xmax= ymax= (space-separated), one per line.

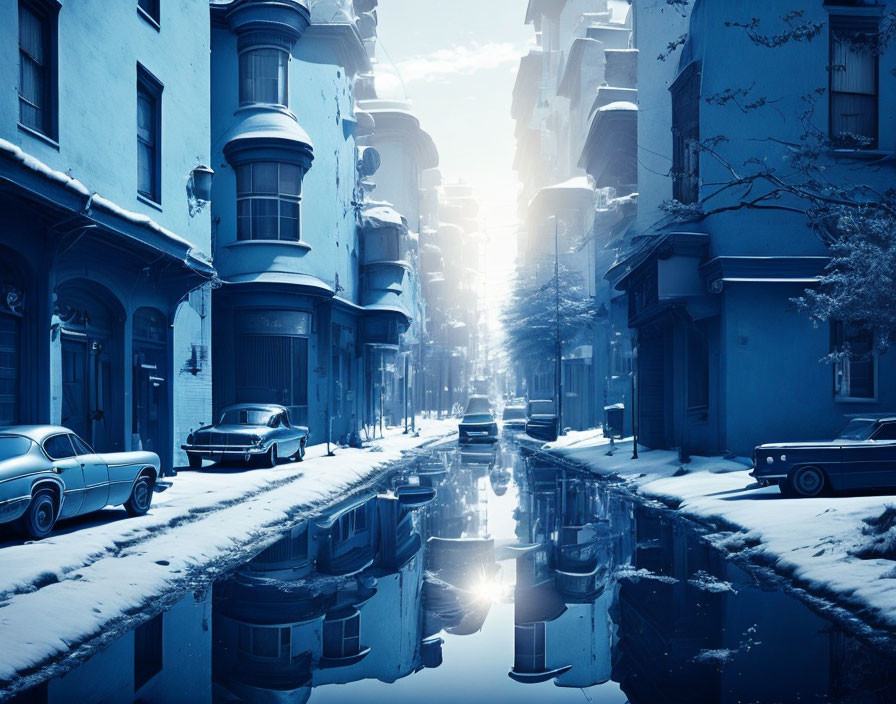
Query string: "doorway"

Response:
xmin=133 ymin=307 xmax=168 ymax=455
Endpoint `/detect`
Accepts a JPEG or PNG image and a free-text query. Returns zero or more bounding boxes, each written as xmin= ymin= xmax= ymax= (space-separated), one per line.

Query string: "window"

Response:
xmin=833 ymin=322 xmax=876 ymax=400
xmin=239 ymin=48 xmax=288 ymax=106
xmin=134 ymin=613 xmax=163 ymax=691
xmin=873 ymin=423 xmax=896 ymax=441
xmin=687 ymin=324 xmax=709 ymax=410
xmin=671 ymin=63 xmax=700 ymax=204
xmin=137 ymin=66 xmax=162 ymax=203
xmin=70 ymin=434 xmax=92 ymax=455
xmin=322 ymin=612 xmax=361 ymax=659
xmin=829 ymin=16 xmax=879 ymax=148
xmin=43 ymin=433 xmax=74 ymax=459
xmin=514 ymin=622 xmax=546 ymax=673
xmin=138 ymin=0 xmax=160 ymax=26
xmin=18 ymin=0 xmax=57 ymax=140
xmin=236 ymin=162 xmax=302 ymax=241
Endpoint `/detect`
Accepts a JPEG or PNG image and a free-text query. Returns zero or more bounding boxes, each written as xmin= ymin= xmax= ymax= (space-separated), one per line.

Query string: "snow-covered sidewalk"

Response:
xmin=541 ymin=430 xmax=896 ymax=631
xmin=0 ymin=420 xmax=456 ymax=684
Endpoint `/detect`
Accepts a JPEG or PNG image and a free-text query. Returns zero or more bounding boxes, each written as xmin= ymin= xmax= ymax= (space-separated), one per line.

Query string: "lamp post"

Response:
xmin=631 ymin=335 xmax=639 ymax=460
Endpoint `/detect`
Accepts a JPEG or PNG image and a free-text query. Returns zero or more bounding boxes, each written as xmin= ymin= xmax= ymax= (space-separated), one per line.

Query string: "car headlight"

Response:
xmin=766 ymin=456 xmax=774 ymax=465
xmin=780 ymin=454 xmax=787 ymax=462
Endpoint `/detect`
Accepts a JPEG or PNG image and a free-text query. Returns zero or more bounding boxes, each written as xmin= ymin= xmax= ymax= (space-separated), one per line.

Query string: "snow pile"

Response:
xmin=540 ymin=432 xmax=896 ymax=629
xmin=0 ymin=420 xmax=456 ymax=684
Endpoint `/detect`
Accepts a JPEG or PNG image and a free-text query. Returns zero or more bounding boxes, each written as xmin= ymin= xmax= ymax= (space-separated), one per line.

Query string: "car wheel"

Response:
xmin=790 ymin=466 xmax=826 ymax=498
xmin=125 ymin=473 xmax=154 ymax=516
xmin=20 ymin=489 xmax=57 ymax=540
xmin=265 ymin=444 xmax=278 ymax=468
xmin=297 ymin=440 xmax=306 ymax=462
xmin=187 ymin=452 xmax=202 ymax=470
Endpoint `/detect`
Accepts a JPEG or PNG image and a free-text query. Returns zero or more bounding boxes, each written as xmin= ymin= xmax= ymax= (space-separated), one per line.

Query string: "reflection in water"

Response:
xmin=14 ymin=440 xmax=896 ymax=703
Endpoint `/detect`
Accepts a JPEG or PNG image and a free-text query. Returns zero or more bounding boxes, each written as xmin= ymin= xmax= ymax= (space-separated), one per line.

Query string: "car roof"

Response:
xmin=0 ymin=425 xmax=73 ymax=442
xmin=221 ymin=403 xmax=288 ymax=413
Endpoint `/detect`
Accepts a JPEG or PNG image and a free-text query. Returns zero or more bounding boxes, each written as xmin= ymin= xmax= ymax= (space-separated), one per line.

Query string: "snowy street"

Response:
xmin=540 ymin=430 xmax=896 ymax=638
xmin=0 ymin=420 xmax=456 ymax=687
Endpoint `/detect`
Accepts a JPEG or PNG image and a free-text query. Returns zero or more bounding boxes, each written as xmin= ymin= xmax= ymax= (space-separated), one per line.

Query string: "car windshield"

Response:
xmin=463 ymin=414 xmax=493 ymax=424
xmin=0 ymin=435 xmax=32 ymax=461
xmin=502 ymin=407 xmax=525 ymax=420
xmin=838 ymin=419 xmax=877 ymax=441
xmin=465 ymin=397 xmax=491 ymax=414
xmin=529 ymin=400 xmax=555 ymax=415
xmin=220 ymin=409 xmax=276 ymax=426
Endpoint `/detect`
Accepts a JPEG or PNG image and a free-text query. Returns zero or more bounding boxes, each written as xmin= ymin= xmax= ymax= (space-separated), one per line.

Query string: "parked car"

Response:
xmin=459 ymin=395 xmax=498 ymax=445
xmin=182 ymin=404 xmax=309 ymax=468
xmin=501 ymin=404 xmax=527 ymax=434
xmin=526 ymin=399 xmax=559 ymax=442
xmin=0 ymin=426 xmax=163 ymax=539
xmin=751 ymin=415 xmax=896 ymax=497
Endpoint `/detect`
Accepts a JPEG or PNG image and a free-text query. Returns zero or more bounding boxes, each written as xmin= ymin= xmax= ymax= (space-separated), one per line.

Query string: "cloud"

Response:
xmin=395 ymin=42 xmax=524 ymax=84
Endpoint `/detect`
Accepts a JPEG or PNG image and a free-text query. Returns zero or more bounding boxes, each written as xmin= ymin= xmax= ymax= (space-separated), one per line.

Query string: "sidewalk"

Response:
xmin=0 ymin=419 xmax=457 ymax=685
xmin=540 ymin=430 xmax=896 ymax=632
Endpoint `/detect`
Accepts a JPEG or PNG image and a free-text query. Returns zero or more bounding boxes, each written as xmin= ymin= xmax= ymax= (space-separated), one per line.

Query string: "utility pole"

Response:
xmin=554 ymin=216 xmax=563 ymax=435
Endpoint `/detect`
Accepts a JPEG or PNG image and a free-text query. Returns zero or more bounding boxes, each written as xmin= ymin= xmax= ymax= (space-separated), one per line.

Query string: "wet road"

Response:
xmin=13 ymin=436 xmax=896 ymax=703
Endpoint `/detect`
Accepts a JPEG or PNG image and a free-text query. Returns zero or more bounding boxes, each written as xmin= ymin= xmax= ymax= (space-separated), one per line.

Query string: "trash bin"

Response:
xmin=604 ymin=403 xmax=624 ymax=438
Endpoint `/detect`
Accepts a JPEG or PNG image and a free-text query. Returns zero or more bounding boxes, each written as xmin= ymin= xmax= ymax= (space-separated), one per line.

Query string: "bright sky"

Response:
xmin=375 ymin=0 xmax=532 ymax=342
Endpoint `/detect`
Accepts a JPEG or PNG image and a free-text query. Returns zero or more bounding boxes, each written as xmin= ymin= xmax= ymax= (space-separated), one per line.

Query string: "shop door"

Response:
xmin=62 ymin=334 xmax=112 ymax=451
xmin=0 ymin=315 xmax=20 ymax=426
xmin=236 ymin=335 xmax=309 ymax=427
xmin=133 ymin=308 xmax=168 ymax=456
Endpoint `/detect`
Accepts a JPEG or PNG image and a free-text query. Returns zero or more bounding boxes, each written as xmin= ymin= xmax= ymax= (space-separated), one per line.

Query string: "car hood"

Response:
xmin=528 ymin=415 xmax=558 ymax=422
xmin=194 ymin=425 xmax=268 ymax=438
xmin=99 ymin=450 xmax=160 ymax=467
xmin=756 ymin=440 xmax=863 ymax=450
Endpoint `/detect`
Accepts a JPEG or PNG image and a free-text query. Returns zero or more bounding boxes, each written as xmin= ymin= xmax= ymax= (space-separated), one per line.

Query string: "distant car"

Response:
xmin=525 ymin=399 xmax=559 ymax=442
xmin=464 ymin=395 xmax=493 ymax=416
xmin=459 ymin=411 xmax=499 ymax=445
xmin=182 ymin=404 xmax=309 ymax=468
xmin=501 ymin=404 xmax=527 ymax=433
xmin=751 ymin=415 xmax=896 ymax=497
xmin=0 ymin=426 xmax=162 ymax=539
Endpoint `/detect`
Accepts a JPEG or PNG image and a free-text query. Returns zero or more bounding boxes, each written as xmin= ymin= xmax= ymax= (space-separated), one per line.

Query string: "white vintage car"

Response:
xmin=0 ymin=426 xmax=163 ymax=539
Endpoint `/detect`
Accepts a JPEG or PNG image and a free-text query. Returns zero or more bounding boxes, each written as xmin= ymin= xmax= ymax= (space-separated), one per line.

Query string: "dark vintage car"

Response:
xmin=459 ymin=395 xmax=498 ymax=444
xmin=182 ymin=404 xmax=309 ymax=468
xmin=0 ymin=426 xmax=163 ymax=539
xmin=525 ymin=399 xmax=559 ymax=442
xmin=751 ymin=415 xmax=896 ymax=497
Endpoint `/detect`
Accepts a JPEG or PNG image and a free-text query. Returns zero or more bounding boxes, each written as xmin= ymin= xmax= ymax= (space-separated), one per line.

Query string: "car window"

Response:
xmin=463 ymin=414 xmax=493 ymax=423
xmin=70 ymin=434 xmax=93 ymax=455
xmin=503 ymin=407 xmax=525 ymax=420
xmin=838 ymin=419 xmax=877 ymax=441
xmin=0 ymin=435 xmax=33 ymax=461
xmin=874 ymin=423 xmax=896 ymax=441
xmin=220 ymin=409 xmax=275 ymax=426
xmin=44 ymin=434 xmax=76 ymax=459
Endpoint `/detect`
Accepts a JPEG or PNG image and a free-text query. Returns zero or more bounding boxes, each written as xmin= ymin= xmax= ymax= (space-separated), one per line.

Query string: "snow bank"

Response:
xmin=0 ymin=420 xmax=456 ymax=684
xmin=540 ymin=432 xmax=896 ymax=629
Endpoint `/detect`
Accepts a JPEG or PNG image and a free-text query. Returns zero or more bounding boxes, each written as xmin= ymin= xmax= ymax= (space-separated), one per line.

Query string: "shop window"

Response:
xmin=137 ymin=66 xmax=163 ymax=203
xmin=18 ymin=0 xmax=58 ymax=140
xmin=514 ymin=622 xmax=546 ymax=673
xmin=239 ymin=48 xmax=288 ymax=106
xmin=829 ymin=15 xmax=879 ymax=148
xmin=236 ymin=162 xmax=302 ymax=241
xmin=832 ymin=322 xmax=876 ymax=400
xmin=134 ymin=613 xmax=163 ymax=691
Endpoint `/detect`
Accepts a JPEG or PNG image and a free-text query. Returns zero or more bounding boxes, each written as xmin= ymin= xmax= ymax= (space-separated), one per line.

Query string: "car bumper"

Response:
xmin=182 ymin=445 xmax=268 ymax=461
xmin=459 ymin=435 xmax=499 ymax=444
xmin=0 ymin=495 xmax=30 ymax=524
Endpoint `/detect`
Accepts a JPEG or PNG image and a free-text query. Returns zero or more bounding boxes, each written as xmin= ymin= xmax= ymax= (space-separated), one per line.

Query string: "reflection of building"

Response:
xmin=213 ymin=487 xmax=436 ymax=702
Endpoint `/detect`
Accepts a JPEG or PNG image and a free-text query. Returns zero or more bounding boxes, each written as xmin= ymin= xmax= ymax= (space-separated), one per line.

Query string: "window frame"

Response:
xmin=235 ymin=162 xmax=303 ymax=242
xmin=17 ymin=0 xmax=59 ymax=143
xmin=137 ymin=0 xmax=160 ymax=29
xmin=832 ymin=321 xmax=878 ymax=403
xmin=238 ymin=46 xmax=289 ymax=107
xmin=136 ymin=64 xmax=163 ymax=205
xmin=322 ymin=612 xmax=361 ymax=660
xmin=670 ymin=62 xmax=701 ymax=205
xmin=828 ymin=14 xmax=880 ymax=149
xmin=42 ymin=433 xmax=75 ymax=460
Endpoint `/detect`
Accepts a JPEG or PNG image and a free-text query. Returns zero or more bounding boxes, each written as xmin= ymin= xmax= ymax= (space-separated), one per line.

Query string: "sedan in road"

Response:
xmin=525 ymin=399 xmax=560 ymax=442
xmin=0 ymin=426 xmax=162 ymax=539
xmin=752 ymin=415 xmax=896 ymax=497
xmin=182 ymin=404 xmax=309 ymax=468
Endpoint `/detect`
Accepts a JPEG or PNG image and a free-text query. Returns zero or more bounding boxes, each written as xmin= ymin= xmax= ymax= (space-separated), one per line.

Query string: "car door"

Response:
xmin=42 ymin=433 xmax=84 ymax=518
xmin=865 ymin=422 xmax=896 ymax=489
xmin=69 ymin=433 xmax=110 ymax=513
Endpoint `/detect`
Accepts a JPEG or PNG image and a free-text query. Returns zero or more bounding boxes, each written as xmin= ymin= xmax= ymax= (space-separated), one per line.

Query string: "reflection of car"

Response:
xmin=501 ymin=405 xmax=527 ymax=433
xmin=525 ymin=399 xmax=559 ymax=442
xmin=0 ymin=426 xmax=162 ymax=539
xmin=751 ymin=415 xmax=896 ymax=497
xmin=182 ymin=404 xmax=309 ymax=468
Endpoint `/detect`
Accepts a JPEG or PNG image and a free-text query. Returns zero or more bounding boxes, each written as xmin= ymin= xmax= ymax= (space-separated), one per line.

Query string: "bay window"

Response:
xmin=236 ymin=162 xmax=302 ymax=241
xmin=239 ymin=48 xmax=288 ymax=106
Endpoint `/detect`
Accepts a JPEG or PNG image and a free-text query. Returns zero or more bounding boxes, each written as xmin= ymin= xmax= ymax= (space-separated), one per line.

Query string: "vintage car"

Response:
xmin=182 ymin=404 xmax=309 ymax=468
xmin=0 ymin=426 xmax=162 ymax=539
xmin=525 ymin=399 xmax=560 ymax=442
xmin=751 ymin=415 xmax=896 ymax=497
xmin=501 ymin=404 xmax=527 ymax=433
xmin=459 ymin=395 xmax=498 ymax=444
